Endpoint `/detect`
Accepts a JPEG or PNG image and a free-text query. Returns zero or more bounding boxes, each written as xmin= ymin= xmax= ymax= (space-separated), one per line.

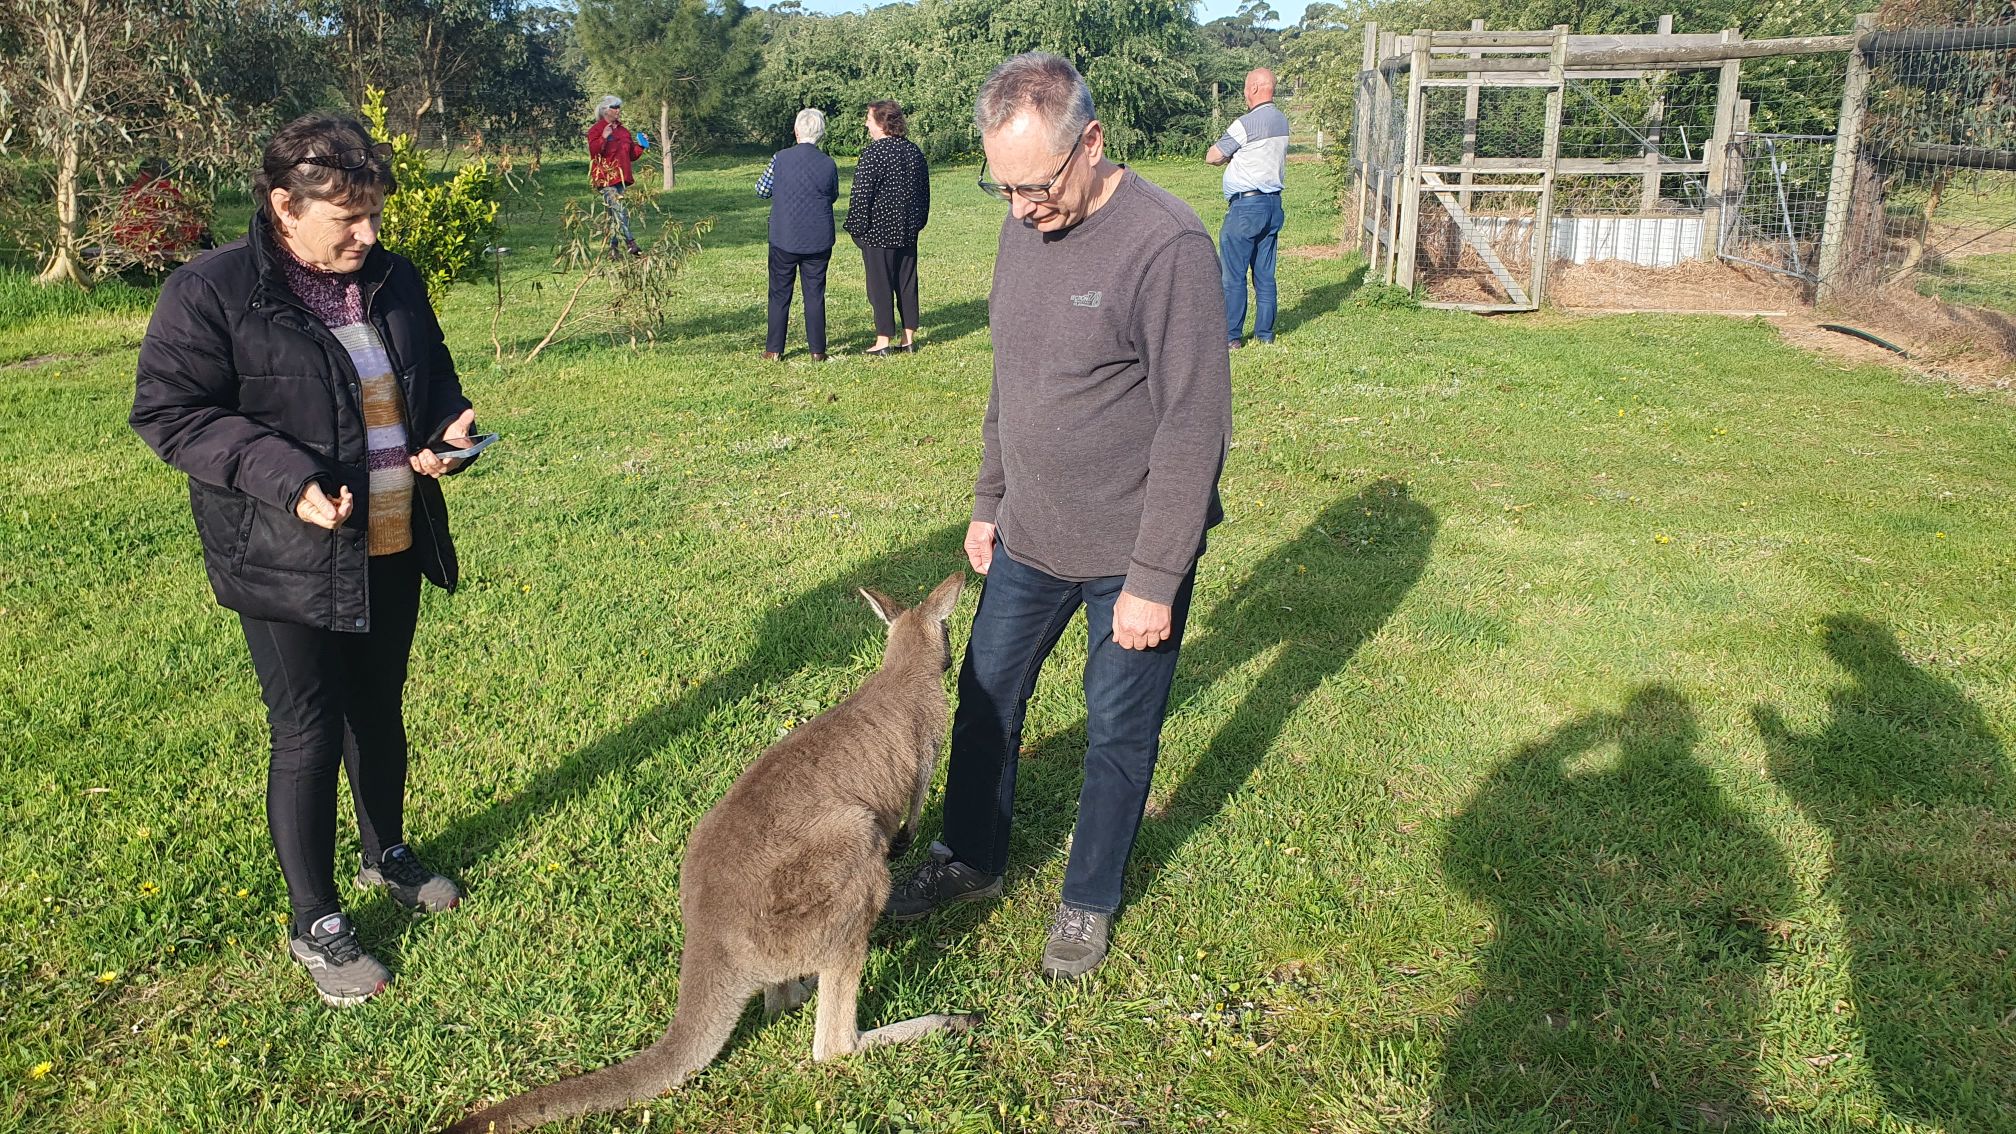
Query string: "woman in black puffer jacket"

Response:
xmin=844 ymin=100 xmax=931 ymax=355
xmin=131 ymin=115 xmax=480 ymax=1009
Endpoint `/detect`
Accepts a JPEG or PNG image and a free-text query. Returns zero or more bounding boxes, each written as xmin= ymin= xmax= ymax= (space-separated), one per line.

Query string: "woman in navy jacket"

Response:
xmin=757 ymin=108 xmax=840 ymax=360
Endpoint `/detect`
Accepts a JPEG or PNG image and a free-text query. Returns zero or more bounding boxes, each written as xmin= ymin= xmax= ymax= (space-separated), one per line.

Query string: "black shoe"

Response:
xmin=810 ymin=352 xmax=828 ymax=361
xmin=864 ymin=345 xmax=891 ymax=357
xmin=355 ymin=844 xmax=462 ymax=913
xmin=289 ymin=912 xmax=390 ymax=1008
xmin=1041 ymin=903 xmax=1112 ymax=981
xmin=899 ymin=342 xmax=916 ymax=353
xmin=885 ymin=841 xmax=1003 ymax=922
xmin=1227 ymin=339 xmax=1245 ymax=350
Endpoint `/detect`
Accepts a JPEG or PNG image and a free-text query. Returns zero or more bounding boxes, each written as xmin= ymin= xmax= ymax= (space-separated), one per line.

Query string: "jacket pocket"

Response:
xmin=243 ymin=494 xmax=331 ymax=574
xmin=189 ymin=479 xmax=254 ymax=572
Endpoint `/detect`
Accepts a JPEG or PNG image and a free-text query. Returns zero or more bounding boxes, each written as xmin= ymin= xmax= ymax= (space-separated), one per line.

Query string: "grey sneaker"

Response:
xmin=355 ymin=843 xmax=462 ymax=913
xmin=885 ymin=841 xmax=1003 ymax=922
xmin=1041 ymin=903 xmax=1112 ymax=981
xmin=288 ymin=912 xmax=390 ymax=1007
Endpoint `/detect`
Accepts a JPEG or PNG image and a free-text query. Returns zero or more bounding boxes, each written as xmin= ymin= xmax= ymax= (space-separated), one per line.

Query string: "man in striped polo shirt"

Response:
xmin=1206 ymin=69 xmax=1289 ymax=348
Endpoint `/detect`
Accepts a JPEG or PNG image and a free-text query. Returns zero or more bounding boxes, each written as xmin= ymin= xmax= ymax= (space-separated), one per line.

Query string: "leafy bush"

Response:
xmin=362 ymin=87 xmax=500 ymax=307
xmin=1352 ymin=282 xmax=1418 ymax=309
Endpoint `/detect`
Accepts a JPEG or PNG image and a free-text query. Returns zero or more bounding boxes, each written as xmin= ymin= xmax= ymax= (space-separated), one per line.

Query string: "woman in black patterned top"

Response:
xmin=844 ymin=100 xmax=930 ymax=355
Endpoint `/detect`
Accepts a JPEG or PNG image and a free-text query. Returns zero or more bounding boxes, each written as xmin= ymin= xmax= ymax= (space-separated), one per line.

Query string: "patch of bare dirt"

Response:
xmin=1545 ymin=259 xmax=2016 ymax=391
xmin=1550 ymin=258 xmax=1803 ymax=314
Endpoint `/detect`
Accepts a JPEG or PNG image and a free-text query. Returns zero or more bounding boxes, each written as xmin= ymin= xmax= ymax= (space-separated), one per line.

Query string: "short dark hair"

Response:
xmin=975 ymin=53 xmax=1094 ymax=152
xmin=253 ymin=115 xmax=395 ymax=216
xmin=867 ymin=100 xmax=908 ymax=140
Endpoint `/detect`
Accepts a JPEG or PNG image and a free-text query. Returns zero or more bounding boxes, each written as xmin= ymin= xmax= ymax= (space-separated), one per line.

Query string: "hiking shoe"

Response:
xmin=1041 ymin=904 xmax=1112 ymax=981
xmin=355 ymin=843 xmax=461 ymax=913
xmin=289 ymin=912 xmax=389 ymax=1008
xmin=885 ymin=841 xmax=1002 ymax=922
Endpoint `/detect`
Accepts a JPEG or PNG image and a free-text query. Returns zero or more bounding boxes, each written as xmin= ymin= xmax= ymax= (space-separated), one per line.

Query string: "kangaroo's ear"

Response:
xmin=859 ymin=587 xmax=906 ymax=626
xmin=919 ymin=571 xmax=966 ymax=624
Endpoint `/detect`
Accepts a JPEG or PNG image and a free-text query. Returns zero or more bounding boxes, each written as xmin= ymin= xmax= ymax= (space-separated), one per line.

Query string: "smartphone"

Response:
xmin=431 ymin=432 xmax=500 ymax=461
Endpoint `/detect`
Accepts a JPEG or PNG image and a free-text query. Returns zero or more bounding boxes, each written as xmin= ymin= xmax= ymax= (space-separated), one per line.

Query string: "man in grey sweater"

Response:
xmin=886 ymin=52 xmax=1233 ymax=980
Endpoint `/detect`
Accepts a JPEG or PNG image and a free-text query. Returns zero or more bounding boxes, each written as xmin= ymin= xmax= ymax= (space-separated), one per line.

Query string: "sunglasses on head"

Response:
xmin=296 ymin=142 xmax=393 ymax=171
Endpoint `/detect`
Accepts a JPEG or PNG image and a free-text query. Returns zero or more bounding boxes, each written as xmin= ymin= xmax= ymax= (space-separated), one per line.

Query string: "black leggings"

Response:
xmin=860 ymin=243 xmax=919 ymax=338
xmin=240 ymin=552 xmax=421 ymax=935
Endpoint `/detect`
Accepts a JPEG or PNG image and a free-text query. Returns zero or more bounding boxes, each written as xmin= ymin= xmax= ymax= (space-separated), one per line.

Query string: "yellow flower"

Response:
xmin=138 ymin=881 xmax=159 ymax=897
xmin=214 ymin=1036 xmax=230 ymax=1048
xmin=136 ymin=825 xmax=152 ymax=839
xmin=29 ymin=1061 xmax=52 ymax=1079
xmin=1936 ymin=532 xmax=1947 ymax=539
xmin=96 ymin=971 xmax=117 ymax=984
xmin=235 ymin=888 xmax=250 ymax=899
xmin=1654 ymin=534 xmax=1673 ymax=545
xmin=546 ymin=862 xmax=561 ymax=873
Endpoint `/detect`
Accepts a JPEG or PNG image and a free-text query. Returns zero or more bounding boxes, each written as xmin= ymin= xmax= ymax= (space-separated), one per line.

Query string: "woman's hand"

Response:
xmin=296 ymin=482 xmax=354 ymax=530
xmin=411 ymin=408 xmax=477 ymax=479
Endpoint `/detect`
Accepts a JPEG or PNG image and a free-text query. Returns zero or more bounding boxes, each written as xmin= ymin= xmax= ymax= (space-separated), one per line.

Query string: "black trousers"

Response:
xmin=860 ymin=242 xmax=919 ymax=338
xmin=240 ymin=551 xmax=421 ymax=935
xmin=767 ymin=244 xmax=830 ymax=355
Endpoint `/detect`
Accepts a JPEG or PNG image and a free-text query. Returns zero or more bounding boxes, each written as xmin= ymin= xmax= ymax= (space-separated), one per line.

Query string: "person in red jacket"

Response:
xmin=587 ymin=95 xmax=646 ymax=257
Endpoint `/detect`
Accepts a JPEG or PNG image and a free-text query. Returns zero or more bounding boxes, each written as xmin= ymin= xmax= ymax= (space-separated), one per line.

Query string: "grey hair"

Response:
xmin=974 ymin=52 xmax=1094 ymax=153
xmin=794 ymin=107 xmax=827 ymax=143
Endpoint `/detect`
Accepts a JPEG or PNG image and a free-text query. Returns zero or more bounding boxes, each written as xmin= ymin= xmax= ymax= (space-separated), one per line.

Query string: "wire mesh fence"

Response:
xmin=1354 ymin=18 xmax=2016 ymax=351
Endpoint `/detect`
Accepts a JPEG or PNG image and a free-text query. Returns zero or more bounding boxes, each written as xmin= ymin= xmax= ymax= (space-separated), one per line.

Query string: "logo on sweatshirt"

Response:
xmin=1071 ymin=290 xmax=1103 ymax=308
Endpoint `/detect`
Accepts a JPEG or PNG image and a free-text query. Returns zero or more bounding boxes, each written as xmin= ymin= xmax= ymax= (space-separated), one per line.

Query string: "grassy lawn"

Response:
xmin=5 ymin=150 xmax=2014 ymax=1133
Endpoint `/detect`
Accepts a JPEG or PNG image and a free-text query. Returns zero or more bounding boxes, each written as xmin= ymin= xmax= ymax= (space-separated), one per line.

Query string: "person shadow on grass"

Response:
xmin=979 ymin=480 xmax=1436 ymax=911
xmin=1754 ymin=615 xmax=2016 ymax=1125
xmin=1438 ymin=685 xmax=1793 ymax=1132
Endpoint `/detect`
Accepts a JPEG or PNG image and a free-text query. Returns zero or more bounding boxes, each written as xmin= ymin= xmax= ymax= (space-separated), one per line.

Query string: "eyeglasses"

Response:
xmin=977 ymin=137 xmax=1080 ymax=203
xmin=296 ymin=142 xmax=393 ymax=171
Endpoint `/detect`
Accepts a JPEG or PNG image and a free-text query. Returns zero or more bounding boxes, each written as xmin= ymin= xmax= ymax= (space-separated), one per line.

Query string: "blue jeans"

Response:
xmin=939 ymin=540 xmax=1196 ymax=914
xmin=1220 ymin=193 xmax=1283 ymax=344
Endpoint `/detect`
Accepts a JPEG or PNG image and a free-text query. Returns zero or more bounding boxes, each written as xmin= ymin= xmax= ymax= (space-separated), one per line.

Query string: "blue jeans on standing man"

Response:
xmin=937 ymin=539 xmax=1197 ymax=915
xmin=1220 ymin=192 xmax=1284 ymax=345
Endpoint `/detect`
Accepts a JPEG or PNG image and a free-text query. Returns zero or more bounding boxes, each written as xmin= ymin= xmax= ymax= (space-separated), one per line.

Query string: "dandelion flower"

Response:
xmin=1936 ymin=532 xmax=1946 ymax=539
xmin=136 ymin=825 xmax=152 ymax=839
xmin=138 ymin=881 xmax=159 ymax=897
xmin=96 ymin=971 xmax=117 ymax=984
xmin=214 ymin=1036 xmax=230 ymax=1048
xmin=29 ymin=1061 xmax=52 ymax=1079
xmin=235 ymin=888 xmax=249 ymax=899
xmin=1654 ymin=534 xmax=1673 ymax=545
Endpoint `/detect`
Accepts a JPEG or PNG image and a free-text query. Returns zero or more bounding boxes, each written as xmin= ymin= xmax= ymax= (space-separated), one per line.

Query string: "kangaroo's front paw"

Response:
xmin=888 ymin=828 xmax=915 ymax=859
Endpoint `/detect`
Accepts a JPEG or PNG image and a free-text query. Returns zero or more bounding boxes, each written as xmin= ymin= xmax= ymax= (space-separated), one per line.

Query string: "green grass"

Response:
xmin=1916 ymin=250 xmax=2016 ymax=314
xmin=5 ymin=151 xmax=2015 ymax=1133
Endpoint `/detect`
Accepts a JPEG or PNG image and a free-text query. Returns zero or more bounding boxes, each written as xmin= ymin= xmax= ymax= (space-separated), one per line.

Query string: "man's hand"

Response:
xmin=964 ymin=520 xmax=997 ymax=574
xmin=1205 ymin=144 xmax=1229 ymax=166
xmin=1112 ymin=590 xmax=1172 ymax=651
xmin=295 ymin=482 xmax=354 ymax=530
xmin=412 ymin=407 xmax=477 ymax=479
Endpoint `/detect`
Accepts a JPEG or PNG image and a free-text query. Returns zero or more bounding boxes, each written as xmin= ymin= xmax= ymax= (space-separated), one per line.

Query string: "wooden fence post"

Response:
xmin=1395 ymin=30 xmax=1430 ymax=292
xmin=1354 ymin=21 xmax=1378 ymax=259
xmin=1532 ymin=24 xmax=1568 ymax=307
xmin=1639 ymin=13 xmax=1674 ymax=212
xmin=1460 ymin=18 xmax=1484 ymax=212
xmin=1701 ymin=29 xmax=1743 ymax=260
xmin=1815 ymin=12 xmax=1876 ymax=299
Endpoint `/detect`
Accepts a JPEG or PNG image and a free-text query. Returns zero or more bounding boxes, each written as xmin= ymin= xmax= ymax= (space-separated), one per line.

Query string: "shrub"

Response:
xmin=362 ymin=87 xmax=499 ymax=307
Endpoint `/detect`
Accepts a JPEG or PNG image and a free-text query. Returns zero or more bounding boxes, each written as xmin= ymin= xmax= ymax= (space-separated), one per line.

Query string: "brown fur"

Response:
xmin=445 ymin=573 xmax=973 ymax=1134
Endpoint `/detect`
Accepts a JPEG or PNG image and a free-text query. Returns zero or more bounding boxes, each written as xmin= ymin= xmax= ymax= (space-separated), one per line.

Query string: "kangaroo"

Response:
xmin=446 ymin=572 xmax=974 ymax=1134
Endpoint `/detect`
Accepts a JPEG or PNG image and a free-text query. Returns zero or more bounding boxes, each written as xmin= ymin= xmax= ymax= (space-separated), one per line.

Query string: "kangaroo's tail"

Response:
xmin=443 ymin=975 xmax=746 ymax=1134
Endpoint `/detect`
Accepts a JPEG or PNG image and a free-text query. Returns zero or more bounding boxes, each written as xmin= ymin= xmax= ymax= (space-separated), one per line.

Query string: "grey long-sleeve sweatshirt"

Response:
xmin=973 ymin=169 xmax=1233 ymax=605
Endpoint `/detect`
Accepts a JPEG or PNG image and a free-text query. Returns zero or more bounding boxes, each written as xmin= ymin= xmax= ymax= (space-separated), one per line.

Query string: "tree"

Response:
xmin=579 ymin=0 xmax=760 ymax=189
xmin=1 ymin=0 xmax=239 ymax=286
